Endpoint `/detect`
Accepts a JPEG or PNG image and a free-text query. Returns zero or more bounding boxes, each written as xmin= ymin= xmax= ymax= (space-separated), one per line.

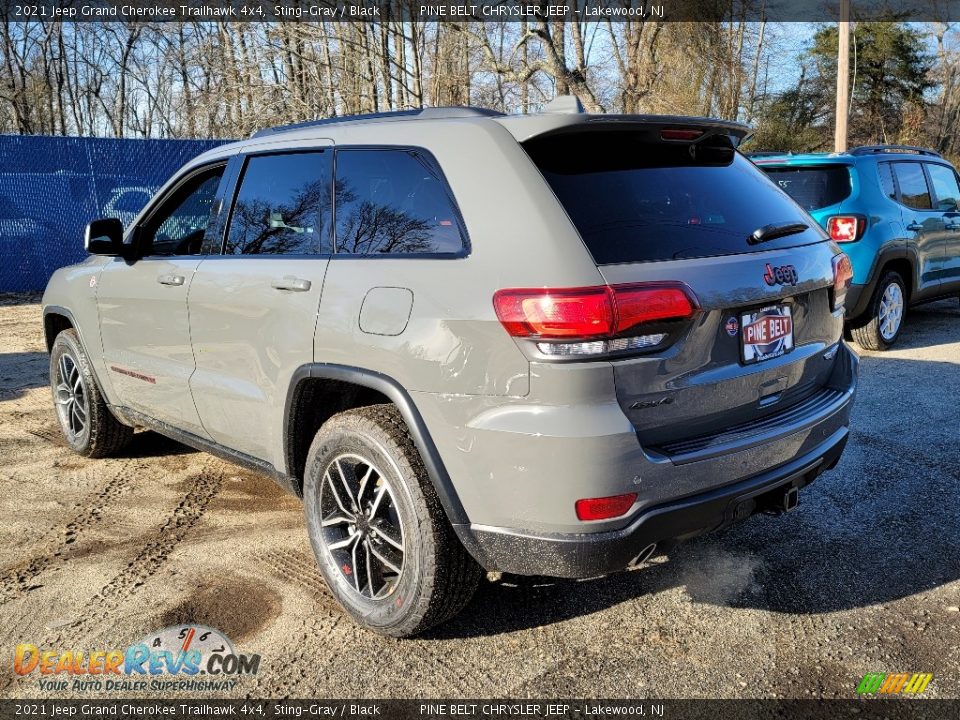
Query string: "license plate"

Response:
xmin=741 ymin=304 xmax=794 ymax=364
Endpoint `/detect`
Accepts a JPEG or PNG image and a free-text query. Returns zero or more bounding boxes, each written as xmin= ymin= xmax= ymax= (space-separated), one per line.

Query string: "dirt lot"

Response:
xmin=0 ymin=294 xmax=958 ymax=699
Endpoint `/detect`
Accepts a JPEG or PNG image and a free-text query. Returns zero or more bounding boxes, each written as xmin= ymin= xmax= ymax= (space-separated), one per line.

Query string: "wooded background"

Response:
xmin=1 ymin=19 xmax=958 ymax=160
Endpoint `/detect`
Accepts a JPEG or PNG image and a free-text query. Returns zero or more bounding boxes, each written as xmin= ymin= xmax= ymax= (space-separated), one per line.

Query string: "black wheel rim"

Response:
xmin=319 ymin=453 xmax=405 ymax=600
xmin=54 ymin=352 xmax=88 ymax=440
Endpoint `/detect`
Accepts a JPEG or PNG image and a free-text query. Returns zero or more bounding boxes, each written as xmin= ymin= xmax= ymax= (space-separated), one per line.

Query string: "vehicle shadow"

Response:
xmin=431 ymin=352 xmax=960 ymax=640
xmin=0 ymin=351 xmax=49 ymax=401
xmin=119 ymin=429 xmax=199 ymax=458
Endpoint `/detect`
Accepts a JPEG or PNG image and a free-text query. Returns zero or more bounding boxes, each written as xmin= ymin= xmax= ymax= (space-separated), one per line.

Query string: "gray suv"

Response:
xmin=42 ymin=97 xmax=859 ymax=636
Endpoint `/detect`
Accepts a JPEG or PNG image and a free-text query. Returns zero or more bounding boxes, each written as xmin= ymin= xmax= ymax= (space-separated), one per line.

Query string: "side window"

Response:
xmin=891 ymin=162 xmax=933 ymax=211
xmin=140 ymin=166 xmax=225 ymax=257
xmin=925 ymin=163 xmax=960 ymax=211
xmin=225 ymin=151 xmax=333 ymax=255
xmin=334 ymin=148 xmax=466 ymax=255
xmin=878 ymin=162 xmax=897 ymax=202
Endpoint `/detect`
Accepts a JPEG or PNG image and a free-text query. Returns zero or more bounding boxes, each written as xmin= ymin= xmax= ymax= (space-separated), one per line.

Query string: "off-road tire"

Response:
xmin=303 ymin=404 xmax=481 ymax=637
xmin=49 ymin=329 xmax=133 ymax=457
xmin=850 ymin=270 xmax=906 ymax=351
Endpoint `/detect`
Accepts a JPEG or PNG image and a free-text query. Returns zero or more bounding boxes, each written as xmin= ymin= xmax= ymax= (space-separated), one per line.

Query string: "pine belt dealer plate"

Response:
xmin=741 ymin=304 xmax=794 ymax=364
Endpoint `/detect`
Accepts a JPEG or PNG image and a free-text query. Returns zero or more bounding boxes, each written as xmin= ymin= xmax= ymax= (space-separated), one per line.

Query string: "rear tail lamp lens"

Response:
xmin=493 ymin=283 xmax=697 ymax=339
xmin=832 ymin=253 xmax=853 ymax=310
xmin=827 ymin=216 xmax=862 ymax=242
xmin=575 ymin=493 xmax=638 ymax=521
xmin=493 ymin=286 xmax=613 ymax=339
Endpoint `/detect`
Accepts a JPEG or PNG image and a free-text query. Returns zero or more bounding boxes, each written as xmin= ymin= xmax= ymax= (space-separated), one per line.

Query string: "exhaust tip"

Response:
xmin=627 ymin=543 xmax=658 ymax=569
xmin=783 ymin=486 xmax=800 ymax=513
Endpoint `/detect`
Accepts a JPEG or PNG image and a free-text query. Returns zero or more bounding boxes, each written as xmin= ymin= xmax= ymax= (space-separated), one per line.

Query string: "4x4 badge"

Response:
xmin=763 ymin=263 xmax=798 ymax=286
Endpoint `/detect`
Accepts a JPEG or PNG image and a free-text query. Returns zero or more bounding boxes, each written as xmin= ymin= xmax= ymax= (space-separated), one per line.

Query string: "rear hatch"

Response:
xmin=523 ymin=128 xmax=844 ymax=456
xmin=753 ymin=159 xmax=856 ymax=229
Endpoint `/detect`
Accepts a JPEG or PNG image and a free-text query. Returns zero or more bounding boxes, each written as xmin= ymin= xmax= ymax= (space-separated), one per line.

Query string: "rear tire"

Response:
xmin=303 ymin=404 xmax=481 ymax=637
xmin=850 ymin=271 xmax=906 ymax=351
xmin=49 ymin=329 xmax=133 ymax=457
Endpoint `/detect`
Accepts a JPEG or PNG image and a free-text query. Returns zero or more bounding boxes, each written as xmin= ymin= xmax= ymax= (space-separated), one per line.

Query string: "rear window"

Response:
xmin=761 ymin=165 xmax=852 ymax=211
xmin=524 ymin=131 xmax=823 ymax=265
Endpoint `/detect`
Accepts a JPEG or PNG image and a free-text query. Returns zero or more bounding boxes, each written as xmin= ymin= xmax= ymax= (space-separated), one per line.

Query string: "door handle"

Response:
xmin=945 ymin=221 xmax=960 ymax=230
xmin=906 ymin=221 xmax=923 ymax=232
xmin=271 ymin=276 xmax=311 ymax=292
xmin=157 ymin=274 xmax=185 ymax=286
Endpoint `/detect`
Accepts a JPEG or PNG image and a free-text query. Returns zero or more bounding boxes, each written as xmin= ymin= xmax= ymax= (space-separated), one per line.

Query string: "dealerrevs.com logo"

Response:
xmin=13 ymin=625 xmax=261 ymax=693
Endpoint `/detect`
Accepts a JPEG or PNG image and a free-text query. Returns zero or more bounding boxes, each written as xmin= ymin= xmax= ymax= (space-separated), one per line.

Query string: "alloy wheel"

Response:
xmin=319 ymin=453 xmax=405 ymax=600
xmin=878 ymin=282 xmax=904 ymax=341
xmin=54 ymin=352 xmax=88 ymax=439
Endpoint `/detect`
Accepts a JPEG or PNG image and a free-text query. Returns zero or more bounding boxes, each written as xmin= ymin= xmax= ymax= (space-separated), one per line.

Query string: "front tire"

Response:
xmin=49 ymin=329 xmax=133 ymax=457
xmin=303 ymin=404 xmax=481 ymax=637
xmin=850 ymin=271 xmax=906 ymax=351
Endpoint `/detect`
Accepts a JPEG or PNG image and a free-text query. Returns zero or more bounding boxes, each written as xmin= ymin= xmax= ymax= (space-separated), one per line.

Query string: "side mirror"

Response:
xmin=84 ymin=218 xmax=124 ymax=256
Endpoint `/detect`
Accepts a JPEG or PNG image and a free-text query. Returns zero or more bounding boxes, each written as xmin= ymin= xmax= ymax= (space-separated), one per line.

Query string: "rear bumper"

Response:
xmin=464 ymin=427 xmax=848 ymax=578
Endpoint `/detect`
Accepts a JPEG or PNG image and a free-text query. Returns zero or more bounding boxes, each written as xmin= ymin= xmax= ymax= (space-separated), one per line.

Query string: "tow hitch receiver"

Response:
xmin=761 ymin=484 xmax=800 ymax=516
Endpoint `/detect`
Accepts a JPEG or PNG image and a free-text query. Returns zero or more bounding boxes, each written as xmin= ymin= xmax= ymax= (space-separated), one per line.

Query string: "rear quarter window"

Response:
xmin=524 ymin=131 xmax=824 ymax=265
xmin=761 ymin=165 xmax=852 ymax=211
xmin=334 ymin=148 xmax=466 ymax=255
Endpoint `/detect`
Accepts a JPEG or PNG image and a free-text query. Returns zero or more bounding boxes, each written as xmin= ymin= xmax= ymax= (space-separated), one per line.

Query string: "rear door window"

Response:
xmin=524 ymin=131 xmax=824 ymax=265
xmin=925 ymin=163 xmax=960 ymax=211
xmin=334 ymin=148 xmax=466 ymax=255
xmin=892 ymin=162 xmax=933 ymax=210
xmin=761 ymin=165 xmax=852 ymax=211
xmin=225 ymin=151 xmax=333 ymax=255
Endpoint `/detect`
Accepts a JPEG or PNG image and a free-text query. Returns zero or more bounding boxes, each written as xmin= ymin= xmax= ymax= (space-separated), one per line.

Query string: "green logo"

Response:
xmin=856 ymin=673 xmax=932 ymax=695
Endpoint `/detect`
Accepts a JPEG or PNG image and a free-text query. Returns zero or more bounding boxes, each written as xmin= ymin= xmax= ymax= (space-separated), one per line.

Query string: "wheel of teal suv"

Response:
xmin=302 ymin=404 xmax=481 ymax=637
xmin=850 ymin=270 xmax=907 ymax=351
xmin=49 ymin=329 xmax=133 ymax=457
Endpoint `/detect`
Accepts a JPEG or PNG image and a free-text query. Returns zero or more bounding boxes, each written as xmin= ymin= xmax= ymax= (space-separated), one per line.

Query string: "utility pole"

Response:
xmin=835 ymin=0 xmax=851 ymax=152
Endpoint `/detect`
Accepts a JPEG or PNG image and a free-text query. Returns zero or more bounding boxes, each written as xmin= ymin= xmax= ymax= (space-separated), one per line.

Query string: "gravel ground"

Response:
xmin=0 ymin=294 xmax=957 ymax=699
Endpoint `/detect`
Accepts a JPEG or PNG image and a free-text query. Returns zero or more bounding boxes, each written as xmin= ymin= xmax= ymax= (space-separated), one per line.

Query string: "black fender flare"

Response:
xmin=283 ymin=364 xmax=469 ymax=526
xmin=849 ymin=246 xmax=914 ymax=319
xmin=42 ymin=304 xmax=112 ymax=404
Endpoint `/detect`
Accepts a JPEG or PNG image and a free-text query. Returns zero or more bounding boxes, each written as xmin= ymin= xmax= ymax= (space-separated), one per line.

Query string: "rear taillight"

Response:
xmin=575 ymin=493 xmax=637 ymax=521
xmin=827 ymin=215 xmax=864 ymax=242
xmin=832 ymin=253 xmax=853 ymax=310
xmin=493 ymin=283 xmax=698 ymax=357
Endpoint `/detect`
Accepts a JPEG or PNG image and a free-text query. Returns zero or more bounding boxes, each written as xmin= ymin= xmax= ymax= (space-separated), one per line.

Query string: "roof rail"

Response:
xmin=849 ymin=145 xmax=942 ymax=158
xmin=251 ymin=106 xmax=506 ymax=138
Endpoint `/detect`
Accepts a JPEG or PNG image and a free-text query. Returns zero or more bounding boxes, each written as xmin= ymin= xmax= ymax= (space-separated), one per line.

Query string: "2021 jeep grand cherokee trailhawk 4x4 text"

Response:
xmin=42 ymin=98 xmax=859 ymax=636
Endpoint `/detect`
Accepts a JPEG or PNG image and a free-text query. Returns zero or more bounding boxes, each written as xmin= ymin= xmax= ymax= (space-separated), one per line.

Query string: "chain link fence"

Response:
xmin=0 ymin=135 xmax=228 ymax=292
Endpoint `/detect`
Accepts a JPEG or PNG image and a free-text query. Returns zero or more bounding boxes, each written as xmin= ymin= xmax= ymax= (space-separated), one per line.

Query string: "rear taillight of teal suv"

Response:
xmin=754 ymin=146 xmax=960 ymax=350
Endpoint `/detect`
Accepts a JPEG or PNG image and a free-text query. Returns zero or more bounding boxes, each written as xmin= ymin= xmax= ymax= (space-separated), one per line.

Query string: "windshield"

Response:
xmin=524 ymin=131 xmax=824 ymax=265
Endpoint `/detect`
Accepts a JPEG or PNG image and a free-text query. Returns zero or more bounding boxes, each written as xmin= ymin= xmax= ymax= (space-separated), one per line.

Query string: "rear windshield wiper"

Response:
xmin=747 ymin=221 xmax=809 ymax=245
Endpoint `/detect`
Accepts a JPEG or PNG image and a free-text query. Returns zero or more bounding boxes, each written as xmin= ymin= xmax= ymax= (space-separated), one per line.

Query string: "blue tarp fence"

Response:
xmin=0 ymin=135 xmax=228 ymax=292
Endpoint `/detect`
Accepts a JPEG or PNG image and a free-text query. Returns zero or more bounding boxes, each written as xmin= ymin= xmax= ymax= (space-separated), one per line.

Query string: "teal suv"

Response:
xmin=754 ymin=146 xmax=960 ymax=349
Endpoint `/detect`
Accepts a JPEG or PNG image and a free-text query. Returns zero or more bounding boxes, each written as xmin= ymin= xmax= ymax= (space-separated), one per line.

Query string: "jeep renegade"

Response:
xmin=755 ymin=145 xmax=960 ymax=349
